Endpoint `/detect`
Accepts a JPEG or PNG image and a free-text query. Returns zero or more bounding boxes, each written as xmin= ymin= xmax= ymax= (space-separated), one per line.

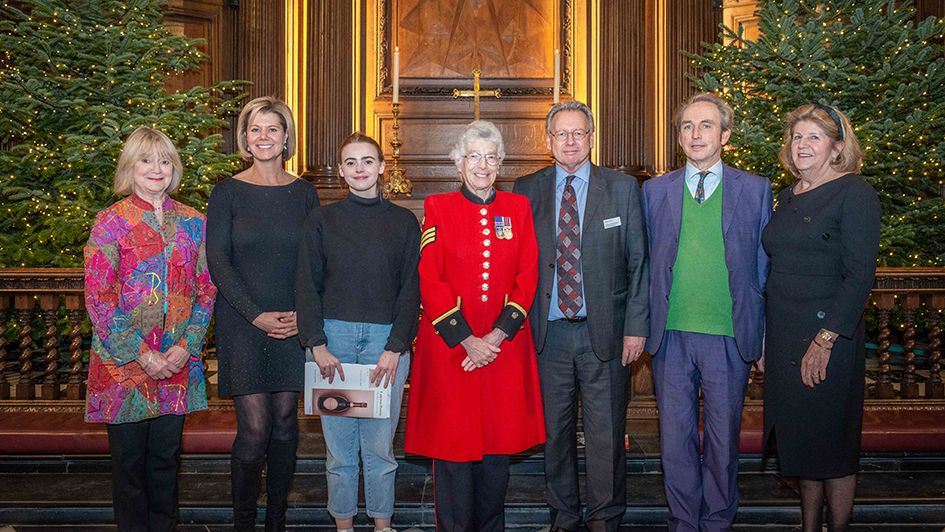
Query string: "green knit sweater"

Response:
xmin=665 ymin=184 xmax=734 ymax=337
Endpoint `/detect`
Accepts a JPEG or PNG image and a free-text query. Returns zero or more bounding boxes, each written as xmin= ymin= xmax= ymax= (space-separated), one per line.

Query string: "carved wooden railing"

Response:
xmin=1 ymin=267 xmax=943 ymax=411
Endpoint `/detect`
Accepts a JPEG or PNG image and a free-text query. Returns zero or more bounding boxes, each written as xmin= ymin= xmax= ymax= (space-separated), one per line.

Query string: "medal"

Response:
xmin=494 ymin=216 xmax=513 ymax=240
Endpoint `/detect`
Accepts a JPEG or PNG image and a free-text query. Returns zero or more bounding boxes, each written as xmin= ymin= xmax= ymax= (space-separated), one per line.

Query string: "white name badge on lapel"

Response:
xmin=603 ymin=216 xmax=622 ymax=229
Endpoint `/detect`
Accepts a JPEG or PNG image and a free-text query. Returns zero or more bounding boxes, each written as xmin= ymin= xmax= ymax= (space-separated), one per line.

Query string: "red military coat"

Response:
xmin=404 ymin=187 xmax=546 ymax=462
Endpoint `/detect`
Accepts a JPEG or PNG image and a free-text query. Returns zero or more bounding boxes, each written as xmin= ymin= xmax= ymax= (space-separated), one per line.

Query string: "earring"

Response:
xmin=283 ymin=142 xmax=288 ymax=151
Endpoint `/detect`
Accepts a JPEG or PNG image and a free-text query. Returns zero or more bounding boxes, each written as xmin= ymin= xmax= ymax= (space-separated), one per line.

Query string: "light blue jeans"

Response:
xmin=321 ymin=319 xmax=409 ymax=520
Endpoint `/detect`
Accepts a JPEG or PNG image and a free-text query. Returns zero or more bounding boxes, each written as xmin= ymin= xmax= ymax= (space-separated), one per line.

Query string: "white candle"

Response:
xmin=553 ymin=49 xmax=560 ymax=104
xmin=393 ymin=47 xmax=400 ymax=104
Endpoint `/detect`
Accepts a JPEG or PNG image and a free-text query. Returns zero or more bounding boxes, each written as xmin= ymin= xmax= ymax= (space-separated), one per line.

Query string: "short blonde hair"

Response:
xmin=237 ymin=96 xmax=296 ymax=161
xmin=778 ymin=104 xmax=863 ymax=177
xmin=113 ymin=126 xmax=183 ymax=196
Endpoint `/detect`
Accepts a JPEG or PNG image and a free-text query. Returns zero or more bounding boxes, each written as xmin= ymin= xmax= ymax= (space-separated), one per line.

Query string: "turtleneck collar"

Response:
xmin=460 ymin=184 xmax=496 ymax=205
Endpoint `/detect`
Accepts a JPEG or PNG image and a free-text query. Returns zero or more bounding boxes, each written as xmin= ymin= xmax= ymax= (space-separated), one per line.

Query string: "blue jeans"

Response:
xmin=321 ymin=319 xmax=409 ymax=520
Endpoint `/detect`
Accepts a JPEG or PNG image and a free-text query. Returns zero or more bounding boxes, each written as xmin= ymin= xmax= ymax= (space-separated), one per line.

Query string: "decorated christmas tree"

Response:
xmin=0 ymin=0 xmax=245 ymax=267
xmin=688 ymin=0 xmax=945 ymax=266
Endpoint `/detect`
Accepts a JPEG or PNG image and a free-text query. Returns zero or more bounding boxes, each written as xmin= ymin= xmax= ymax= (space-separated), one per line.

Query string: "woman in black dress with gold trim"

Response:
xmin=760 ymin=104 xmax=880 ymax=532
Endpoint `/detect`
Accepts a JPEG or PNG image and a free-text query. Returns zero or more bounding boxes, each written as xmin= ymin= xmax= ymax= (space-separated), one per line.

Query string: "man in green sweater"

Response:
xmin=641 ymin=93 xmax=773 ymax=532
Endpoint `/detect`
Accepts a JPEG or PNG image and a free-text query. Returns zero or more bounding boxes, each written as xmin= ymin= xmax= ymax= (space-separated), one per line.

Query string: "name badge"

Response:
xmin=603 ymin=216 xmax=622 ymax=229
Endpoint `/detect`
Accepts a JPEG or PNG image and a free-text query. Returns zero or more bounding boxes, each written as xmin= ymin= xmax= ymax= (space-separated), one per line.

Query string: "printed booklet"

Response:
xmin=303 ymin=361 xmax=392 ymax=419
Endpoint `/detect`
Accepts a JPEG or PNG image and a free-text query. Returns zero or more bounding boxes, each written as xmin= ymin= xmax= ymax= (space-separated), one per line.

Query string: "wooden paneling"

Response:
xmin=167 ymin=0 xmax=239 ymax=151
xmin=722 ymin=0 xmax=761 ymax=45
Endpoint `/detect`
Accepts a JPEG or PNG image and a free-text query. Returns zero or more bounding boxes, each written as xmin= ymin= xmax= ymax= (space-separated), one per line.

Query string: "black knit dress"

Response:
xmin=761 ymin=174 xmax=880 ymax=478
xmin=207 ymin=178 xmax=320 ymax=397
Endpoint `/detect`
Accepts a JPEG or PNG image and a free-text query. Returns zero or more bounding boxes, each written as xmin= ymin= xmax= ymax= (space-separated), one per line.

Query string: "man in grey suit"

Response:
xmin=513 ymin=101 xmax=649 ymax=532
xmin=641 ymin=93 xmax=772 ymax=532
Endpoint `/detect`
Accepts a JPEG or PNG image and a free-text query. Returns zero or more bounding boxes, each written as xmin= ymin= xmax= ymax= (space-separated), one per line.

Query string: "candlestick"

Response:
xmin=393 ymin=47 xmax=400 ymax=104
xmin=553 ymin=49 xmax=560 ymax=104
xmin=384 ymin=102 xmax=412 ymax=198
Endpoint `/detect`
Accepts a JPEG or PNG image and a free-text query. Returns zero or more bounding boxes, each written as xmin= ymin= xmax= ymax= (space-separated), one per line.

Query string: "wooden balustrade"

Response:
xmin=1 ymin=267 xmax=943 ymax=410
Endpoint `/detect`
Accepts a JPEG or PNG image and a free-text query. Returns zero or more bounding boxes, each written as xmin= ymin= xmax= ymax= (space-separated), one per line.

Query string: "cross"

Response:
xmin=453 ymin=69 xmax=501 ymax=120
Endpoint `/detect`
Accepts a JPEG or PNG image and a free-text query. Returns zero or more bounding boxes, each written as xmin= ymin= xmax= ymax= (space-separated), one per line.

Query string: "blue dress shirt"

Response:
xmin=548 ymin=161 xmax=590 ymax=320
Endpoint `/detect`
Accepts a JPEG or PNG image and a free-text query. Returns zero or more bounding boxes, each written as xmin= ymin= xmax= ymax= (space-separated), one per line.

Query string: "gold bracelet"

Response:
xmin=813 ymin=337 xmax=833 ymax=350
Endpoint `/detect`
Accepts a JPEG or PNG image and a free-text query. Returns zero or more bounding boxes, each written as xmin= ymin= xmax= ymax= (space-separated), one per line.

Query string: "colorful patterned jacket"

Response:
xmin=84 ymin=194 xmax=216 ymax=424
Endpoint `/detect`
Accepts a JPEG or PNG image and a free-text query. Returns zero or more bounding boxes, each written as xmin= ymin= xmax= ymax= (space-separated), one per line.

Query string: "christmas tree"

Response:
xmin=0 ymin=0 xmax=245 ymax=267
xmin=688 ymin=0 xmax=945 ymax=266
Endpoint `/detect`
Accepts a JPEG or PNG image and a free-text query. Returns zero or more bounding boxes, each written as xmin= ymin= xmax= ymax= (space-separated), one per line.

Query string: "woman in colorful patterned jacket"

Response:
xmin=84 ymin=126 xmax=216 ymax=532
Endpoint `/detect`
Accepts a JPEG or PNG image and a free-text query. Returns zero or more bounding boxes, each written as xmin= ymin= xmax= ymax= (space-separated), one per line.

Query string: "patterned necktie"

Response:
xmin=556 ymin=175 xmax=584 ymax=319
xmin=695 ymin=171 xmax=709 ymax=203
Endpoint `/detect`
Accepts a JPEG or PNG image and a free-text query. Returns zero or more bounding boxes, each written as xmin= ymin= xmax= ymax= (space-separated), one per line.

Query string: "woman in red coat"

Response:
xmin=405 ymin=120 xmax=545 ymax=531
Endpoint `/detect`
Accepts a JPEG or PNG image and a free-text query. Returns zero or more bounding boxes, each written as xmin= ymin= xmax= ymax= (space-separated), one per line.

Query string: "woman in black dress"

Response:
xmin=207 ymin=96 xmax=320 ymax=531
xmin=761 ymin=104 xmax=880 ymax=532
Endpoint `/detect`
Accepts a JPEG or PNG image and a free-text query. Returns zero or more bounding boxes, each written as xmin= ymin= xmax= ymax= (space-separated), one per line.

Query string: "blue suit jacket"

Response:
xmin=641 ymin=163 xmax=772 ymax=362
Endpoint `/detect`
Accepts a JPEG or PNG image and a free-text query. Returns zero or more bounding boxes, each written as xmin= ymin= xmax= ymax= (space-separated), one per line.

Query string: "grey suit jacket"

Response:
xmin=641 ymin=163 xmax=772 ymax=362
xmin=513 ymin=164 xmax=649 ymax=362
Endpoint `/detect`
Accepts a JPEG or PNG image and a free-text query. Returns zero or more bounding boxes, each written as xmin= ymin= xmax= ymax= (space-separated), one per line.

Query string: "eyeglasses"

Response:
xmin=551 ymin=129 xmax=589 ymax=142
xmin=465 ymin=153 xmax=500 ymax=166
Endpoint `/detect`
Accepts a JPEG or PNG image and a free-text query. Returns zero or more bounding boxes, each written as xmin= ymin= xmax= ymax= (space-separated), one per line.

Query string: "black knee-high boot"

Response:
xmin=231 ymin=456 xmax=265 ymax=531
xmin=264 ymin=437 xmax=298 ymax=532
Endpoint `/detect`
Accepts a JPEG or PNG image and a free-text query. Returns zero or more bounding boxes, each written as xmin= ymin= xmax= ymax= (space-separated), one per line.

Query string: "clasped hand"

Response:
xmin=460 ymin=328 xmax=505 ymax=372
xmin=252 ymin=311 xmax=298 ymax=339
xmin=137 ymin=345 xmax=189 ymax=380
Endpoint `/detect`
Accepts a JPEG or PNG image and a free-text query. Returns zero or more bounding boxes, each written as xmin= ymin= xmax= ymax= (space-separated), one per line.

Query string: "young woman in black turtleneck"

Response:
xmin=295 ymin=133 xmax=421 ymax=532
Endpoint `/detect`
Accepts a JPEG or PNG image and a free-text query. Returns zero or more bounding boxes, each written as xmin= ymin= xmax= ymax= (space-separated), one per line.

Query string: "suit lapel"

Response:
xmin=538 ymin=166 xmax=558 ymax=249
xmin=585 ymin=164 xmax=605 ymax=230
xmin=665 ymin=169 xmax=685 ymax=239
xmin=721 ymin=164 xmax=743 ymax=236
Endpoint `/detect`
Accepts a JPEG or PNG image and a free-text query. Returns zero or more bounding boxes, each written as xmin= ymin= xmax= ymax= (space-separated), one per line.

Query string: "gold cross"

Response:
xmin=453 ymin=69 xmax=501 ymax=120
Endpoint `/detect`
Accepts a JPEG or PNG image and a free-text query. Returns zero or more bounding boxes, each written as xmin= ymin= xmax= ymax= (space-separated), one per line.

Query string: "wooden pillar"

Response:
xmin=15 ymin=295 xmax=35 ymax=400
xmin=65 ymin=294 xmax=86 ymax=400
xmin=597 ymin=0 xmax=647 ymax=175
xmin=0 ymin=295 xmax=8 ymax=399
xmin=928 ymin=294 xmax=944 ymax=399
xmin=899 ymin=294 xmax=920 ymax=399
xmin=237 ymin=0 xmax=285 ymax=101
xmin=300 ymin=0 xmax=353 ymax=185
xmin=873 ymin=293 xmax=895 ymax=399
xmin=40 ymin=294 xmax=60 ymax=400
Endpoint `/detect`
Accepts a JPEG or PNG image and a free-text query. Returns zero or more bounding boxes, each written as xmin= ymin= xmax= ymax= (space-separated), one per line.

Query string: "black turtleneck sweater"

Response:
xmin=296 ymin=193 xmax=421 ymax=353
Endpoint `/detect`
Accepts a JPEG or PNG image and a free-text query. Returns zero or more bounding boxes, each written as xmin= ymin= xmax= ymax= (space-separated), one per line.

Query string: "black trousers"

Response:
xmin=106 ymin=414 xmax=186 ymax=532
xmin=433 ymin=455 xmax=510 ymax=532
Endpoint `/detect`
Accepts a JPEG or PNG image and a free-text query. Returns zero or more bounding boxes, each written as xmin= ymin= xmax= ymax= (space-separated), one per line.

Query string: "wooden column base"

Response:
xmin=0 ymin=382 xmax=8 ymax=400
xmin=42 ymin=384 xmax=60 ymax=400
xmin=66 ymin=383 xmax=86 ymax=400
xmin=926 ymin=382 xmax=944 ymax=399
xmin=16 ymin=382 xmax=35 ymax=400
xmin=873 ymin=383 xmax=895 ymax=399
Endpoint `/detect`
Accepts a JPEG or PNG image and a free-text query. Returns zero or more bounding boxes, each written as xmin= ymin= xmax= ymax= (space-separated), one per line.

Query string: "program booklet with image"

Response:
xmin=303 ymin=361 xmax=392 ymax=419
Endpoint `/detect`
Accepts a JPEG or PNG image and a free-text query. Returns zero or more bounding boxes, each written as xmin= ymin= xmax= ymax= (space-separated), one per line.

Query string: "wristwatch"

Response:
xmin=818 ymin=329 xmax=837 ymax=344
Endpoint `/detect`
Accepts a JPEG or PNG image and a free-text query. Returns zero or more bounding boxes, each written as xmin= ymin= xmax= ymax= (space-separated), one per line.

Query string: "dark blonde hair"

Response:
xmin=674 ymin=93 xmax=733 ymax=132
xmin=237 ymin=96 xmax=296 ymax=161
xmin=113 ymin=126 xmax=183 ymax=196
xmin=338 ymin=132 xmax=384 ymax=165
xmin=778 ymin=104 xmax=863 ymax=177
